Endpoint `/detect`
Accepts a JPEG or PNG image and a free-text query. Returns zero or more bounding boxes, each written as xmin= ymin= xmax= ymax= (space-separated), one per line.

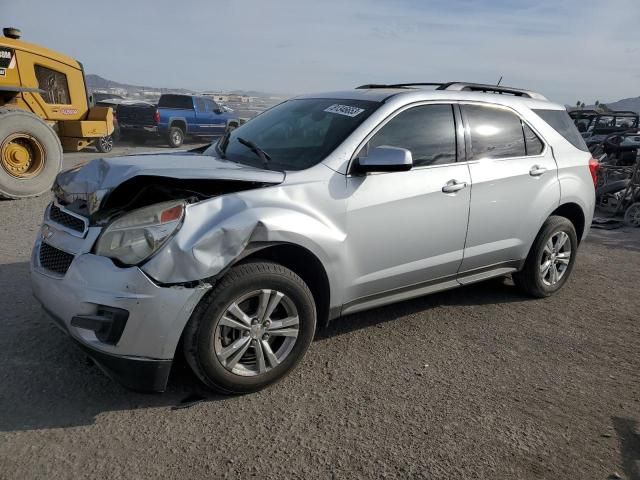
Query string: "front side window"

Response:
xmin=464 ymin=105 xmax=526 ymax=160
xmin=35 ymin=65 xmax=70 ymax=104
xmin=362 ymin=104 xmax=457 ymax=167
xmin=210 ymin=98 xmax=379 ymax=171
xmin=205 ymin=99 xmax=218 ymax=112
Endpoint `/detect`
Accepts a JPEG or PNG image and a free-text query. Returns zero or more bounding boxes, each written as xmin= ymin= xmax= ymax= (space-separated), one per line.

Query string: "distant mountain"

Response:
xmin=570 ymin=96 xmax=640 ymax=114
xmin=602 ymin=96 xmax=640 ymax=114
xmin=85 ymin=74 xmax=194 ymax=95
xmin=85 ymin=74 xmax=286 ymax=98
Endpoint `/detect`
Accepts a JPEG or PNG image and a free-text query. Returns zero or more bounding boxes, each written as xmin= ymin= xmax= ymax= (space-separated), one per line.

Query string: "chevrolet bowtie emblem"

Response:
xmin=41 ymin=225 xmax=54 ymax=240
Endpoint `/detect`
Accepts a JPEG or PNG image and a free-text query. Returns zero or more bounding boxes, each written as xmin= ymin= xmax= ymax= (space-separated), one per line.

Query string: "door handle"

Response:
xmin=442 ymin=180 xmax=468 ymax=193
xmin=529 ymin=165 xmax=547 ymax=177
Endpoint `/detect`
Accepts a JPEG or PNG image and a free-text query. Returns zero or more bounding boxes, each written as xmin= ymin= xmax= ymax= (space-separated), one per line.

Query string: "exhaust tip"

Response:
xmin=3 ymin=27 xmax=21 ymax=40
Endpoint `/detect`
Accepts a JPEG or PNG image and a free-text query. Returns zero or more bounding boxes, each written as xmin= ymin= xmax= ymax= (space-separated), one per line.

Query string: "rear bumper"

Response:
xmin=119 ymin=124 xmax=158 ymax=137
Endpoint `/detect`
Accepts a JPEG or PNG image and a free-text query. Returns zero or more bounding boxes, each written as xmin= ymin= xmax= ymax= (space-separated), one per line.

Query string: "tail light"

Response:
xmin=154 ymin=109 xmax=160 ymax=124
xmin=588 ymin=158 xmax=599 ymax=187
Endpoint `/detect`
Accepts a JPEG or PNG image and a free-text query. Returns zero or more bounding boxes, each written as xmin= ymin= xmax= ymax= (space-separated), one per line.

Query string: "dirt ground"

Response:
xmin=0 ymin=145 xmax=639 ymax=479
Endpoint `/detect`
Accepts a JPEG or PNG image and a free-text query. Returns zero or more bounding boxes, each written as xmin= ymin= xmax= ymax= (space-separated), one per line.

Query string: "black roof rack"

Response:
xmin=569 ymin=109 xmax=639 ymax=117
xmin=356 ymin=82 xmax=547 ymax=100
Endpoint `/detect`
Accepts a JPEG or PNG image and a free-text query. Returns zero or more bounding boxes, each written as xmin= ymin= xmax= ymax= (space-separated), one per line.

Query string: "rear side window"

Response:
xmin=365 ymin=104 xmax=457 ymax=167
xmin=523 ymin=123 xmax=544 ymax=155
xmin=464 ymin=105 xmax=526 ymax=159
xmin=158 ymin=95 xmax=194 ymax=109
xmin=533 ymin=109 xmax=589 ymax=152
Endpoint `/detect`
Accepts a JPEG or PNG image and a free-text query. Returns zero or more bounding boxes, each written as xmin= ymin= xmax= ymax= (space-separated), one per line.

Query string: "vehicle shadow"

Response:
xmin=0 ymin=260 xmax=529 ymax=432
xmin=612 ymin=417 xmax=640 ymax=480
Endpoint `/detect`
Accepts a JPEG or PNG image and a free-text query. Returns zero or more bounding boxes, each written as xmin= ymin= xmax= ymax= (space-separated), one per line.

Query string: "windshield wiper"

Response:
xmin=237 ymin=137 xmax=272 ymax=169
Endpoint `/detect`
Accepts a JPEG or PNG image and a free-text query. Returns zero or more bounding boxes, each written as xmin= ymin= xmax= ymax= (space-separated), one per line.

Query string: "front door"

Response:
xmin=343 ymin=104 xmax=471 ymax=310
xmin=206 ymin=99 xmax=227 ymax=136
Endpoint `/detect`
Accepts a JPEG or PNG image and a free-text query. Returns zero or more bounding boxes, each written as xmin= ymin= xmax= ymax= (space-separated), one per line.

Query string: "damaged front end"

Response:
xmin=31 ymin=151 xmax=288 ymax=391
xmin=53 ymin=152 xmax=285 ymax=221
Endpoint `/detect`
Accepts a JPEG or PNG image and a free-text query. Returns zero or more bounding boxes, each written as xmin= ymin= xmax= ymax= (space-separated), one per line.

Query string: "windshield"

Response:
xmin=207 ymin=98 xmax=380 ymax=171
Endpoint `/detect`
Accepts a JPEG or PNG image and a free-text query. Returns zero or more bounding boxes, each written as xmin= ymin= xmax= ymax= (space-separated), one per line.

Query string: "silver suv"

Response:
xmin=31 ymin=82 xmax=597 ymax=393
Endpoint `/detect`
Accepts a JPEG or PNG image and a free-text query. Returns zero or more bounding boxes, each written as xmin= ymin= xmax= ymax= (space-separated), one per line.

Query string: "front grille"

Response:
xmin=49 ymin=204 xmax=86 ymax=233
xmin=39 ymin=243 xmax=74 ymax=275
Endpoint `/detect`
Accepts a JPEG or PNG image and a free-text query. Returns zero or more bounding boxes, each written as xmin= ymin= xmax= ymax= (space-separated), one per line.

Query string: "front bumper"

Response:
xmin=31 ymin=232 xmax=210 ymax=392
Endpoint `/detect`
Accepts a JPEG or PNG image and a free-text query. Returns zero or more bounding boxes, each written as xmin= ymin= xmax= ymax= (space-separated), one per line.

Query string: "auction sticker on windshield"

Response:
xmin=324 ymin=104 xmax=365 ymax=117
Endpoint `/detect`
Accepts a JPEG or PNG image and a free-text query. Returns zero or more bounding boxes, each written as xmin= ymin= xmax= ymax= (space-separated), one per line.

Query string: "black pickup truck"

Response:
xmin=117 ymin=94 xmax=241 ymax=147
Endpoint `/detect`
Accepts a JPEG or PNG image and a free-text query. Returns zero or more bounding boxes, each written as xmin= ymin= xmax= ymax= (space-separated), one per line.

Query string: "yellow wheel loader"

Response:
xmin=0 ymin=27 xmax=114 ymax=199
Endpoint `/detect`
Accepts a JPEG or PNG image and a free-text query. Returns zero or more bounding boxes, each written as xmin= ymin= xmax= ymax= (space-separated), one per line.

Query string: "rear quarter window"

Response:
xmin=533 ymin=109 xmax=589 ymax=152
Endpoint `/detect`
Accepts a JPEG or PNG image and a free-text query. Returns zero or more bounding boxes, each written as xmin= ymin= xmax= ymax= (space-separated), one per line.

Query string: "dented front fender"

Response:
xmin=141 ymin=172 xmax=348 ymax=306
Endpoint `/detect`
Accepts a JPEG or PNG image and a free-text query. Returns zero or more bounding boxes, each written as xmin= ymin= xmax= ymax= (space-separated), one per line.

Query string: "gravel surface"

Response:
xmin=0 ymin=146 xmax=639 ymax=479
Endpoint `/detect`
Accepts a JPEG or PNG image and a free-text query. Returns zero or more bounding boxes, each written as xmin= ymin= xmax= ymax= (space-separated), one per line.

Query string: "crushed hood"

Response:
xmin=53 ymin=152 xmax=285 ymax=215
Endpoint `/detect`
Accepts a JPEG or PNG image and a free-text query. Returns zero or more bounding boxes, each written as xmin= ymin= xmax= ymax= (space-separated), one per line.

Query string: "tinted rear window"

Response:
xmin=533 ymin=109 xmax=589 ymax=152
xmin=158 ymin=95 xmax=194 ymax=109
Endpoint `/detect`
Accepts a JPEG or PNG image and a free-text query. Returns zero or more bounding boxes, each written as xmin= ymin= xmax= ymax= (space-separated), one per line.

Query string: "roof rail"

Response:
xmin=437 ymin=82 xmax=547 ymax=100
xmin=355 ymin=83 xmax=444 ymax=90
xmin=355 ymin=82 xmax=547 ymax=100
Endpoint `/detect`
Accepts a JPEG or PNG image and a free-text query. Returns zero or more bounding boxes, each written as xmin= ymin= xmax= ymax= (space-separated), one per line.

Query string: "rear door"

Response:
xmin=344 ymin=103 xmax=471 ymax=308
xmin=458 ymin=103 xmax=560 ymax=276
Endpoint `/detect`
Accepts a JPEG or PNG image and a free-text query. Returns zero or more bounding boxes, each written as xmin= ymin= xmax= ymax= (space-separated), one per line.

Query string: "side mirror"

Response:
xmin=356 ymin=146 xmax=413 ymax=173
xmin=214 ymin=108 xmax=224 ymax=114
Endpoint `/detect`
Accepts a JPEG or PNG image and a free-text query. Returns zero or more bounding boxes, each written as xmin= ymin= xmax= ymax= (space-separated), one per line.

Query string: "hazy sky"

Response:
xmin=4 ymin=0 xmax=639 ymax=104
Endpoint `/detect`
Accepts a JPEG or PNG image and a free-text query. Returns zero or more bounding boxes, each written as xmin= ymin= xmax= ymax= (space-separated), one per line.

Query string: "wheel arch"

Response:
xmin=236 ymin=243 xmax=332 ymax=327
xmin=168 ymin=117 xmax=187 ymax=133
xmin=550 ymin=202 xmax=586 ymax=244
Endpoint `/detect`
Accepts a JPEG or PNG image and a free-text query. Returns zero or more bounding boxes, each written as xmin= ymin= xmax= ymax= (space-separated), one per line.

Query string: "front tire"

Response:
xmin=167 ymin=126 xmax=184 ymax=148
xmin=513 ymin=215 xmax=578 ymax=298
xmin=183 ymin=261 xmax=316 ymax=394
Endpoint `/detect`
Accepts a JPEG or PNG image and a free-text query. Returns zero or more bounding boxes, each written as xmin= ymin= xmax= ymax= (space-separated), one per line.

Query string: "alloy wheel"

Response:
xmin=539 ymin=231 xmax=572 ymax=286
xmin=214 ymin=289 xmax=299 ymax=377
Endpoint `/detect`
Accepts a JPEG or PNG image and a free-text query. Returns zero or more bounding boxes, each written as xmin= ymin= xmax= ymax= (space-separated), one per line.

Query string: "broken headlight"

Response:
xmin=95 ymin=200 xmax=185 ymax=265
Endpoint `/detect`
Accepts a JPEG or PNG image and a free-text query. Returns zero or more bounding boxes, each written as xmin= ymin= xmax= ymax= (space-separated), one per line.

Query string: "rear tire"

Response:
xmin=183 ymin=261 xmax=316 ymax=394
xmin=0 ymin=108 xmax=63 ymax=199
xmin=513 ymin=216 xmax=578 ymax=298
xmin=167 ymin=126 xmax=184 ymax=148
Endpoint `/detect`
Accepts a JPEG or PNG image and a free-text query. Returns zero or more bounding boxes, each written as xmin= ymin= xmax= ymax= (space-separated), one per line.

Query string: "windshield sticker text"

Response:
xmin=324 ymin=104 xmax=365 ymax=117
